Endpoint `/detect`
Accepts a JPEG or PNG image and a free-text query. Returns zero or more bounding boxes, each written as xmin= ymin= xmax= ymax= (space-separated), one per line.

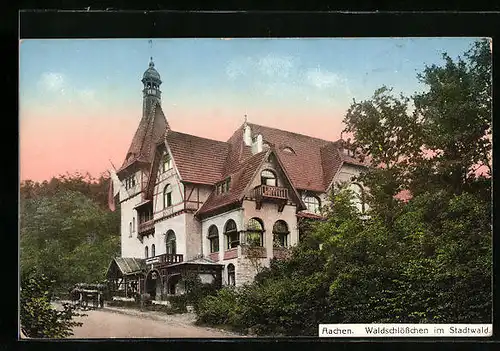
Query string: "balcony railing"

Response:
xmin=145 ymin=253 xmax=183 ymax=266
xmin=252 ymin=185 xmax=288 ymax=200
xmin=138 ymin=220 xmax=154 ymax=235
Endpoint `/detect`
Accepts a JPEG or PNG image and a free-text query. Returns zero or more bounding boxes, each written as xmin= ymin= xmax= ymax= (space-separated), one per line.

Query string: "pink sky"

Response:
xmin=20 ymin=105 xmax=346 ymax=182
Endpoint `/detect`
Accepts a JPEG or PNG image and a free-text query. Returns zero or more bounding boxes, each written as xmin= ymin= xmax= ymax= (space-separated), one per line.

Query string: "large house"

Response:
xmin=106 ymin=58 xmax=368 ymax=300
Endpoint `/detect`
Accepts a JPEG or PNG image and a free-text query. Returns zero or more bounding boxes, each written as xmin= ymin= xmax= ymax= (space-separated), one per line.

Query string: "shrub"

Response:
xmin=20 ymin=270 xmax=85 ymax=338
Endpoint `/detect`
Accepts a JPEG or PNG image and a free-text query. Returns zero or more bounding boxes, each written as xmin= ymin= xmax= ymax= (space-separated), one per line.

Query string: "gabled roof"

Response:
xmin=236 ymin=123 xmax=369 ymax=192
xmin=196 ymin=151 xmax=268 ymax=216
xmin=119 ymin=101 xmax=167 ymax=173
xmin=107 ymin=257 xmax=146 ymax=278
xmin=165 ymin=130 xmax=230 ymax=185
xmin=196 ymin=148 xmax=305 ymax=217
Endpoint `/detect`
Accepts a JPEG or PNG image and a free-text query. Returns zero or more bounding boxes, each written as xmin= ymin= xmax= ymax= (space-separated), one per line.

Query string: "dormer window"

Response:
xmin=162 ymin=154 xmax=172 ymax=173
xmin=282 ymin=146 xmax=296 ymax=155
xmin=216 ymin=177 xmax=231 ymax=195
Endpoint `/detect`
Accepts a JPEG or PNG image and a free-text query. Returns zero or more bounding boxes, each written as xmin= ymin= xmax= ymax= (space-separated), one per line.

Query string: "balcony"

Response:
xmin=145 ymin=253 xmax=184 ymax=267
xmin=138 ymin=220 xmax=155 ymax=236
xmin=250 ymin=185 xmax=289 ymax=211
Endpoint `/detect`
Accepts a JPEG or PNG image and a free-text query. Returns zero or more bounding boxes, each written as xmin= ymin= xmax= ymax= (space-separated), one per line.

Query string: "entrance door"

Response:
xmin=145 ymin=270 xmax=159 ymax=299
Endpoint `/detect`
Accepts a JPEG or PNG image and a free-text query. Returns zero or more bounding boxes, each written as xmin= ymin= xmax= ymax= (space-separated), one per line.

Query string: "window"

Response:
xmin=282 ymin=146 xmax=295 ymax=154
xmin=125 ymin=175 xmax=136 ymax=190
xmin=132 ymin=217 xmax=135 ymax=232
xmin=227 ymin=264 xmax=235 ymax=286
xmin=129 ymin=222 xmax=132 ymax=237
xmin=164 ymin=184 xmax=172 ymax=208
xmin=304 ymin=194 xmax=321 ymax=214
xmin=145 ymin=246 xmax=149 ymax=258
xmin=166 ymin=230 xmax=176 ymax=254
xmin=216 ymin=178 xmax=231 ymax=195
xmin=224 ymin=219 xmax=239 ymax=250
xmin=273 ymin=220 xmax=289 ymax=247
xmin=151 ymin=244 xmax=155 ymax=257
xmin=261 ymin=169 xmax=277 ymax=187
xmin=162 ymin=154 xmax=173 ymax=173
xmin=208 ymin=225 xmax=219 ymax=253
xmin=246 ymin=218 xmax=264 ymax=247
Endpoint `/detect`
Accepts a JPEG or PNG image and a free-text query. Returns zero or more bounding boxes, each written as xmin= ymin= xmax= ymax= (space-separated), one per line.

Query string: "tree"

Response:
xmin=343 ymin=39 xmax=492 ymax=207
xmin=20 ymin=270 xmax=85 ymax=338
xmin=20 ymin=186 xmax=120 ymax=293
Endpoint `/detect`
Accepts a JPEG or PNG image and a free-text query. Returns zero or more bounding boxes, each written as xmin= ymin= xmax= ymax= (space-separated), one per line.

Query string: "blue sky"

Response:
xmin=20 ymin=37 xmax=480 ymax=111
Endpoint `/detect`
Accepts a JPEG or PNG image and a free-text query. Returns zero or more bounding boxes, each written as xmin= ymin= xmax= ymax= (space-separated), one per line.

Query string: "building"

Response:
xmin=107 ymin=58 xmax=368 ymax=300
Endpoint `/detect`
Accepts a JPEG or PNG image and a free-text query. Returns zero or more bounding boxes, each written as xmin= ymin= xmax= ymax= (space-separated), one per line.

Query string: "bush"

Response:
xmin=196 ymin=288 xmax=239 ymax=326
xmin=20 ymin=270 xmax=86 ymax=338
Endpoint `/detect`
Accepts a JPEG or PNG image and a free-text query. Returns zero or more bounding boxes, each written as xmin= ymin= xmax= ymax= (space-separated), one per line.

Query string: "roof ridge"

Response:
xmin=247 ymin=122 xmax=338 ymax=144
xmin=169 ymin=130 xmax=230 ymax=145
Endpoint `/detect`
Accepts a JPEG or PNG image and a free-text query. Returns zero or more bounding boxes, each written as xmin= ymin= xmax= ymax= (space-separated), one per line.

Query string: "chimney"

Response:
xmin=251 ymin=134 xmax=263 ymax=154
xmin=243 ymin=123 xmax=252 ymax=146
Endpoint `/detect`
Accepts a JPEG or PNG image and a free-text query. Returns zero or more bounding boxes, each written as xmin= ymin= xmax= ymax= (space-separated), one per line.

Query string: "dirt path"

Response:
xmin=44 ymin=307 xmax=244 ymax=339
xmin=62 ymin=304 xmax=244 ymax=339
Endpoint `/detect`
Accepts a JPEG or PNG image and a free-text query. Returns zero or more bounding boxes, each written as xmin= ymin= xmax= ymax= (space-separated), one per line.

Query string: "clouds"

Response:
xmin=36 ymin=72 xmax=97 ymax=105
xmin=306 ymin=67 xmax=345 ymax=89
xmin=225 ymin=53 xmax=351 ymax=101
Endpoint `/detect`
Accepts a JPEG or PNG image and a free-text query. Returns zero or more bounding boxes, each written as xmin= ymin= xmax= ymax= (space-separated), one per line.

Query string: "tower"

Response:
xmin=142 ymin=57 xmax=162 ymax=118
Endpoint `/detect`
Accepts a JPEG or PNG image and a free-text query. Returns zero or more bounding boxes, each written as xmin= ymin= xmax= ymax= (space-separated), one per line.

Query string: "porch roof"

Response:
xmin=106 ymin=257 xmax=146 ymax=278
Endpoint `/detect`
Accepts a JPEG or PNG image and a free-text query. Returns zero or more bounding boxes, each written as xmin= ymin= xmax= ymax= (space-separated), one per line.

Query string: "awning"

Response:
xmin=106 ymin=257 xmax=146 ymax=278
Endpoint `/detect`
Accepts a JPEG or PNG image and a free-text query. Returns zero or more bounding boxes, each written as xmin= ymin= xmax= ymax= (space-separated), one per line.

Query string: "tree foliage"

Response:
xmin=20 ymin=174 xmax=120 ymax=294
xmin=20 ymin=270 xmax=85 ymax=338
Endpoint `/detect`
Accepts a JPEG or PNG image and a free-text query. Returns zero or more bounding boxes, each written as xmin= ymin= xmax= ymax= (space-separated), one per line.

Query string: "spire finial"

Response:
xmin=244 ymin=114 xmax=247 ymax=124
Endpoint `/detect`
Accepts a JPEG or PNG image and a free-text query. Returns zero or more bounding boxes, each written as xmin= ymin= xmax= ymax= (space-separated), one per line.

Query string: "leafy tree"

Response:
xmin=343 ymin=39 xmax=492 ymax=210
xmin=20 ymin=183 xmax=120 ymax=293
xmin=20 ymin=270 xmax=85 ymax=338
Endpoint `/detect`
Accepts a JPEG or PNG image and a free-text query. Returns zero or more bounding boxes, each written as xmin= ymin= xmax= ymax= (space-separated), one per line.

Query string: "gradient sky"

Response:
xmin=19 ymin=37 xmax=481 ymax=182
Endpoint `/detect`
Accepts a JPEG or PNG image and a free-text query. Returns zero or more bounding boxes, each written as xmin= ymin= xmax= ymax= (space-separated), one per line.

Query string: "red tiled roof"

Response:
xmin=320 ymin=141 xmax=343 ymax=189
xmin=196 ymin=151 xmax=268 ymax=216
xmin=166 ymin=130 xmax=230 ymax=185
xmin=119 ymin=102 xmax=167 ymax=172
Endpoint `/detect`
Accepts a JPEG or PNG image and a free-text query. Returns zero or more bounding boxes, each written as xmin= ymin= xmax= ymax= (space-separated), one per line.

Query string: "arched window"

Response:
xmin=304 ymin=194 xmax=321 ymax=214
xmin=224 ymin=219 xmax=239 ymax=250
xmin=246 ymin=218 xmax=264 ymax=247
xmin=166 ymin=230 xmax=176 ymax=254
xmin=164 ymin=184 xmax=172 ymax=208
xmin=132 ymin=217 xmax=135 ymax=232
xmin=145 ymin=245 xmax=149 ymax=258
xmin=227 ymin=263 xmax=235 ymax=286
xmin=349 ymin=183 xmax=365 ymax=213
xmin=151 ymin=244 xmax=156 ymax=257
xmin=261 ymin=169 xmax=277 ymax=187
xmin=282 ymin=146 xmax=296 ymax=155
xmin=273 ymin=220 xmax=289 ymax=247
xmin=208 ymin=225 xmax=219 ymax=253
xmin=163 ymin=154 xmax=172 ymax=173
xmin=129 ymin=222 xmax=132 ymax=237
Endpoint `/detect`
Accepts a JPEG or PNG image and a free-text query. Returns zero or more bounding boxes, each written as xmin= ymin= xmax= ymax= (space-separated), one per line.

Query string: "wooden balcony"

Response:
xmin=138 ymin=220 xmax=155 ymax=236
xmin=251 ymin=185 xmax=289 ymax=211
xmin=145 ymin=253 xmax=184 ymax=267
